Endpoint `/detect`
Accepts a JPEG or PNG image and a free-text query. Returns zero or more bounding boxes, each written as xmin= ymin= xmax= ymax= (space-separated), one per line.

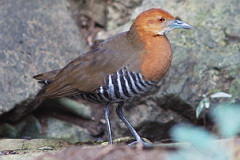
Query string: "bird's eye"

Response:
xmin=158 ymin=17 xmax=165 ymax=22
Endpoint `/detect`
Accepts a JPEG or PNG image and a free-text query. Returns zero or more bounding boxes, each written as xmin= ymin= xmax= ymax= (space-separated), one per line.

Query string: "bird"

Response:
xmin=33 ymin=8 xmax=193 ymax=145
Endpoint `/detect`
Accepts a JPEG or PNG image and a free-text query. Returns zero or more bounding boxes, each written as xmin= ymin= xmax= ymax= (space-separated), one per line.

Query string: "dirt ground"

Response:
xmin=1 ymin=138 xmax=240 ymax=160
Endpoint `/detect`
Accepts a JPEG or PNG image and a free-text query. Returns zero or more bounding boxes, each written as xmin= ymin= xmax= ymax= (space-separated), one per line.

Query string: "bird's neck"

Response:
xmin=129 ymin=25 xmax=172 ymax=81
xmin=127 ymin=26 xmax=145 ymax=50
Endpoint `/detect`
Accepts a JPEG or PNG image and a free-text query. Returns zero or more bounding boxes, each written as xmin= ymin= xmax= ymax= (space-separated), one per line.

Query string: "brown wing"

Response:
xmin=36 ymin=32 xmax=144 ymax=98
xmin=33 ymin=69 xmax=60 ymax=81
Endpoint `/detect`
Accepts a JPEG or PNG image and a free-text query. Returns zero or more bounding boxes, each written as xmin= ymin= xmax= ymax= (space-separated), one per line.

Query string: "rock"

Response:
xmin=0 ymin=0 xmax=89 ymax=117
xmin=230 ymin=78 xmax=240 ymax=98
xmin=0 ymin=138 xmax=69 ymax=160
xmin=0 ymin=115 xmax=96 ymax=143
xmin=0 ymin=138 xmax=69 ymax=151
xmin=76 ymin=0 xmax=107 ymax=27
xmin=106 ymin=0 xmax=143 ymax=30
xmin=18 ymin=115 xmax=43 ymax=138
xmin=111 ymin=95 xmax=194 ymax=139
xmin=0 ymin=123 xmax=18 ymax=138
xmin=45 ymin=118 xmax=95 ymax=143
xmin=51 ymin=98 xmax=93 ymax=120
xmin=0 ymin=115 xmax=42 ymax=139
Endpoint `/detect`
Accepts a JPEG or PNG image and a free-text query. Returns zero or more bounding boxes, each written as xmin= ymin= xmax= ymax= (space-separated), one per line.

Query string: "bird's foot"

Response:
xmin=128 ymin=140 xmax=153 ymax=149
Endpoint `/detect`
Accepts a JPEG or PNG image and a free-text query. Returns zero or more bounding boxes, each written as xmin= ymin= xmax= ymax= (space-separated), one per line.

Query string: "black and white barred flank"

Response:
xmin=71 ymin=67 xmax=157 ymax=103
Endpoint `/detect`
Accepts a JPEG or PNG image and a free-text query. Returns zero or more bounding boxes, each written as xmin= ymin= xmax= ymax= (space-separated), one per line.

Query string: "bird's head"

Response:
xmin=132 ymin=8 xmax=193 ymax=36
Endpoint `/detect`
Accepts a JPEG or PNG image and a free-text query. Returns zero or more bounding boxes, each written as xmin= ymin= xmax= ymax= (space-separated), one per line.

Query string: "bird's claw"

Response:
xmin=128 ymin=140 xmax=153 ymax=148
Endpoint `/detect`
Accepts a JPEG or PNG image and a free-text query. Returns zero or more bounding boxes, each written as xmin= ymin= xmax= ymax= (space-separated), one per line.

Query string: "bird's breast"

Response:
xmin=140 ymin=36 xmax=172 ymax=81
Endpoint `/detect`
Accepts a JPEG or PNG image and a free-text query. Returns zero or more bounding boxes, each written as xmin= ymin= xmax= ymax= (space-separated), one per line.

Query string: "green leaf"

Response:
xmin=196 ymin=97 xmax=210 ymax=118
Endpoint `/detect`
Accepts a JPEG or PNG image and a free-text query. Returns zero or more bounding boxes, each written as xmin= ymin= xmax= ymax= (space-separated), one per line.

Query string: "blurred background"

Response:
xmin=0 ymin=0 xmax=239 ymax=155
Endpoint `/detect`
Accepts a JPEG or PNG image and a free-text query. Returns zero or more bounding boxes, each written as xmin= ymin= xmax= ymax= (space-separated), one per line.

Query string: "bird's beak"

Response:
xmin=170 ymin=19 xmax=194 ymax=29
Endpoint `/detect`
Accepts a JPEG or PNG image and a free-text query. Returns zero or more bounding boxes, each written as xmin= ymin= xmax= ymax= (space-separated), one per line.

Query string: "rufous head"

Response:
xmin=133 ymin=8 xmax=193 ymax=36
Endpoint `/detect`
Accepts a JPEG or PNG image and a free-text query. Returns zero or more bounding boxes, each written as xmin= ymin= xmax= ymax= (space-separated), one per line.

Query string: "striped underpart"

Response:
xmin=71 ymin=68 xmax=157 ymax=103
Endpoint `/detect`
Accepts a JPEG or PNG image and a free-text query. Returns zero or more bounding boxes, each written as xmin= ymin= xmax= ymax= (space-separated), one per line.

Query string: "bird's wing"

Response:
xmin=38 ymin=45 xmax=141 ymax=98
xmin=33 ymin=69 xmax=60 ymax=81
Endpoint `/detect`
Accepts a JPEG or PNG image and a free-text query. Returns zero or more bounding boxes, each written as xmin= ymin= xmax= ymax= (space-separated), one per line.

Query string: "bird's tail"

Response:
xmin=33 ymin=69 xmax=60 ymax=85
xmin=33 ymin=69 xmax=60 ymax=97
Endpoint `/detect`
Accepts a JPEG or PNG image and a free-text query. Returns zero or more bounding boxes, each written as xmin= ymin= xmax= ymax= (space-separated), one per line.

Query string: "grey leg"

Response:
xmin=104 ymin=103 xmax=112 ymax=144
xmin=115 ymin=102 xmax=145 ymax=144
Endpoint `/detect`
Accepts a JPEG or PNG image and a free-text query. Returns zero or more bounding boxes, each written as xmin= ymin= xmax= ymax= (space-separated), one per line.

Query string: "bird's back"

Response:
xmin=34 ymin=31 xmax=149 ymax=100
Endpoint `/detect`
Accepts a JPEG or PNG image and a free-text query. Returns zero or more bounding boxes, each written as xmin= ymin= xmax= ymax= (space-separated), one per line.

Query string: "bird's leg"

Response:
xmin=116 ymin=102 xmax=150 ymax=146
xmin=104 ymin=103 xmax=113 ymax=144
